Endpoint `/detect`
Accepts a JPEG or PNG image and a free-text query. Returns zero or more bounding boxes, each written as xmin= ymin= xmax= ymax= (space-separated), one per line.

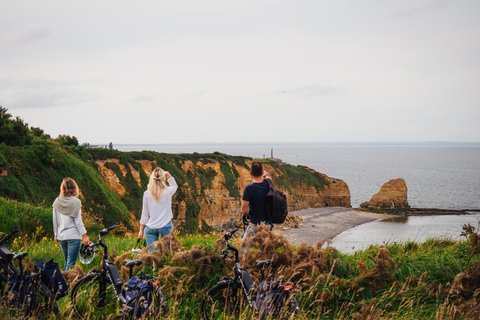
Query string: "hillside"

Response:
xmin=0 ymin=108 xmax=351 ymax=235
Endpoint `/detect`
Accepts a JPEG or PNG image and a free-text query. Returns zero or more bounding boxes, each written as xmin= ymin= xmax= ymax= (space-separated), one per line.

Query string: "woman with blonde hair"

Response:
xmin=138 ymin=168 xmax=178 ymax=251
xmin=53 ymin=177 xmax=91 ymax=270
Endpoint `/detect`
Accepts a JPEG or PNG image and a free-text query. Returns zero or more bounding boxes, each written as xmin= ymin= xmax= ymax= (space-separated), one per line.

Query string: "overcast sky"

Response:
xmin=1 ymin=0 xmax=479 ymax=144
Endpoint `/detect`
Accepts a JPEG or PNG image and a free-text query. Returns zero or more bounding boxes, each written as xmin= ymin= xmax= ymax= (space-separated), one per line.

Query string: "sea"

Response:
xmin=116 ymin=142 xmax=480 ymax=251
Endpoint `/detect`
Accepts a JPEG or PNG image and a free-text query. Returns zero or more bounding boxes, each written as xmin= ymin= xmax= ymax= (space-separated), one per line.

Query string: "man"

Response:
xmin=241 ymin=162 xmax=272 ymax=241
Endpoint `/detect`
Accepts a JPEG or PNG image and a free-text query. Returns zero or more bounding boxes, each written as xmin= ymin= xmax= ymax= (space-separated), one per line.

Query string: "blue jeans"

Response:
xmin=145 ymin=221 xmax=173 ymax=252
xmin=242 ymin=222 xmax=273 ymax=250
xmin=59 ymin=239 xmax=81 ymax=271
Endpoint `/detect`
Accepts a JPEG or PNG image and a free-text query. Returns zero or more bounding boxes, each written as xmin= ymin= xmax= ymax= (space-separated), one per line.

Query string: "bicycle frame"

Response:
xmin=218 ymin=229 xmax=268 ymax=308
xmin=86 ymin=225 xmax=128 ymax=305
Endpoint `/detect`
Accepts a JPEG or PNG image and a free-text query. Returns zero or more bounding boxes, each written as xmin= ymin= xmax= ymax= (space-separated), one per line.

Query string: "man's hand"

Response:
xmin=263 ymin=171 xmax=272 ymax=180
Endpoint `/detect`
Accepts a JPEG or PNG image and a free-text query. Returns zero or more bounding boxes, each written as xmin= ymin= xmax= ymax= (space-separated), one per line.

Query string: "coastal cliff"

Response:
xmin=0 ymin=138 xmax=350 ymax=233
xmin=94 ymin=153 xmax=351 ymax=230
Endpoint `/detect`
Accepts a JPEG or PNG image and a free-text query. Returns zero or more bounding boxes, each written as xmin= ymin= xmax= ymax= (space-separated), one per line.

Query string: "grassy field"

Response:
xmin=2 ymin=223 xmax=480 ymax=319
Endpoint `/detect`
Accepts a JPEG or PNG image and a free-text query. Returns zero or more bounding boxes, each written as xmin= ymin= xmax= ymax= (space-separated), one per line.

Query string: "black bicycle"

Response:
xmin=70 ymin=225 xmax=169 ymax=319
xmin=201 ymin=228 xmax=301 ymax=320
xmin=0 ymin=230 xmax=60 ymax=319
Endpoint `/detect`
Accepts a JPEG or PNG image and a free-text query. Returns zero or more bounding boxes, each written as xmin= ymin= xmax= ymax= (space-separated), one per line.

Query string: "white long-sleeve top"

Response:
xmin=140 ymin=177 xmax=178 ymax=229
xmin=53 ymin=207 xmax=87 ymax=241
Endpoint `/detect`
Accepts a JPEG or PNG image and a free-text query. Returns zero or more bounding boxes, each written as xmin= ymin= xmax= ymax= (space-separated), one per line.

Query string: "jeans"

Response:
xmin=242 ymin=222 xmax=273 ymax=242
xmin=145 ymin=221 xmax=173 ymax=252
xmin=59 ymin=239 xmax=81 ymax=271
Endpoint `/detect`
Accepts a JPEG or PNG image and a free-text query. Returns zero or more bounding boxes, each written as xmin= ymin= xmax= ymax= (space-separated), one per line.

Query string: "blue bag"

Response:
xmin=255 ymin=280 xmax=287 ymax=320
xmin=34 ymin=258 xmax=68 ymax=300
xmin=123 ymin=276 xmax=153 ymax=318
xmin=7 ymin=273 xmax=36 ymax=314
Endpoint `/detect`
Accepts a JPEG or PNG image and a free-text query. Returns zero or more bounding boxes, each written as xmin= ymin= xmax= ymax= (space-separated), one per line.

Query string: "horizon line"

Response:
xmin=108 ymin=141 xmax=480 ymax=146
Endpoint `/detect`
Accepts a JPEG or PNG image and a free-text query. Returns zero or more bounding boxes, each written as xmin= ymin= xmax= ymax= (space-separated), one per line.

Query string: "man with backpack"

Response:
xmin=241 ymin=162 xmax=273 ymax=241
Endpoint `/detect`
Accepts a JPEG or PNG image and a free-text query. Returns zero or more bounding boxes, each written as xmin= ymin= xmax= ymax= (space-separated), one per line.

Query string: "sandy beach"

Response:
xmin=278 ymin=207 xmax=389 ymax=246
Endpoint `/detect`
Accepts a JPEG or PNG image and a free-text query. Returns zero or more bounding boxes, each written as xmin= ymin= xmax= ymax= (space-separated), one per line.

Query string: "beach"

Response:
xmin=279 ymin=207 xmax=389 ymax=246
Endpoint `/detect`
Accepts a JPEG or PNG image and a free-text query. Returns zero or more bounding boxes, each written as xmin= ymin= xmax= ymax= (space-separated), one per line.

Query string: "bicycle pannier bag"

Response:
xmin=35 ymin=258 xmax=68 ymax=300
xmin=265 ymin=179 xmax=288 ymax=224
xmin=255 ymin=280 xmax=286 ymax=320
xmin=123 ymin=276 xmax=153 ymax=318
xmin=7 ymin=273 xmax=37 ymax=314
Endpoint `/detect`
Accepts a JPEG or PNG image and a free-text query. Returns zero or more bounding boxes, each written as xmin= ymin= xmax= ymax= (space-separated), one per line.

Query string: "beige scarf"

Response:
xmin=52 ymin=196 xmax=81 ymax=218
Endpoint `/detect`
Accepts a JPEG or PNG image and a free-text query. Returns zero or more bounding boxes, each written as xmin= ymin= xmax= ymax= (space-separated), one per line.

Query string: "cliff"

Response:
xmin=94 ymin=152 xmax=351 ymax=230
xmin=0 ymin=142 xmax=351 ymax=233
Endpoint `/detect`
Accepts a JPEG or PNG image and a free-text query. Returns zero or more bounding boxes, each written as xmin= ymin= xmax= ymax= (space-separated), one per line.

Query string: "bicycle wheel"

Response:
xmin=0 ymin=270 xmax=7 ymax=297
xmin=31 ymin=281 xmax=61 ymax=320
xmin=71 ymin=274 xmax=119 ymax=320
xmin=201 ymin=280 xmax=250 ymax=320
xmin=0 ymin=280 xmax=59 ymax=320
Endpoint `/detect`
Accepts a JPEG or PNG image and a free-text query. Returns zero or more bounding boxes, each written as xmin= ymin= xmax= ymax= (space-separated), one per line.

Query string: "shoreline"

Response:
xmin=278 ymin=207 xmax=390 ymax=246
xmin=278 ymin=207 xmax=480 ymax=246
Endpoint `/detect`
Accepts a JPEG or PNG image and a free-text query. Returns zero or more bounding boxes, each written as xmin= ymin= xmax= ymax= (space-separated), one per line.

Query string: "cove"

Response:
xmin=331 ymin=213 xmax=480 ymax=254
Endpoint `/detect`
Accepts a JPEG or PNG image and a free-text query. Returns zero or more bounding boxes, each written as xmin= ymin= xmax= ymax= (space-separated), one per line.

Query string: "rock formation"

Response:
xmin=360 ymin=178 xmax=409 ymax=209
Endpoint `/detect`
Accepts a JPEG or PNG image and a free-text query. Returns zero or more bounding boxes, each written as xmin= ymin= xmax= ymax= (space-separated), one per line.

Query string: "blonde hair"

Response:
xmin=60 ymin=177 xmax=79 ymax=197
xmin=148 ymin=168 xmax=167 ymax=202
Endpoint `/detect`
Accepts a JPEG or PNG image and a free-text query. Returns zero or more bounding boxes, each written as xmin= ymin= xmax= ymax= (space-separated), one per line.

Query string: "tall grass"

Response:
xmin=2 ymin=224 xmax=479 ymax=319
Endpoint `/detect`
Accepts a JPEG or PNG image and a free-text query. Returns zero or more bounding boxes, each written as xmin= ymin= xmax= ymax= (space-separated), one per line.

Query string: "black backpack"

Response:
xmin=34 ymin=259 xmax=68 ymax=300
xmin=265 ymin=179 xmax=288 ymax=224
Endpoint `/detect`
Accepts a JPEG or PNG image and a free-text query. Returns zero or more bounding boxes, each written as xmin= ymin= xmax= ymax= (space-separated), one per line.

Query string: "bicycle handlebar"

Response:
xmin=224 ymin=228 xmax=238 ymax=241
xmin=100 ymin=225 xmax=117 ymax=236
xmin=221 ymin=229 xmax=240 ymax=263
xmin=0 ymin=230 xmax=18 ymax=246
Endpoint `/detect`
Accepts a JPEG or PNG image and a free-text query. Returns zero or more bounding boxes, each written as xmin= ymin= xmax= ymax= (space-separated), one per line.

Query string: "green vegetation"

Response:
xmin=1 ymin=223 xmax=479 ymax=319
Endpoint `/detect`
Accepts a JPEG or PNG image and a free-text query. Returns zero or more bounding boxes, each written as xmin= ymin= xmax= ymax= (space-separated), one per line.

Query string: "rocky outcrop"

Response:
xmin=95 ymin=158 xmax=351 ymax=230
xmin=360 ymin=178 xmax=409 ymax=209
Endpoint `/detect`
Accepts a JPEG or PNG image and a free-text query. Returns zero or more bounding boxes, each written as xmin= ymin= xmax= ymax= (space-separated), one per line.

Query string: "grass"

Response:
xmin=1 ymin=224 xmax=480 ymax=319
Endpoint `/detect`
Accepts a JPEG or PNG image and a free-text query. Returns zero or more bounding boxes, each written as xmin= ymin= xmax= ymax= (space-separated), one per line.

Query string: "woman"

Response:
xmin=138 ymin=168 xmax=178 ymax=251
xmin=53 ymin=177 xmax=91 ymax=270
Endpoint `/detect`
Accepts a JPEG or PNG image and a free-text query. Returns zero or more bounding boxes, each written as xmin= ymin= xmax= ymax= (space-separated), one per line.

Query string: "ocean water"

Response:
xmin=116 ymin=143 xmax=480 ymax=210
xmin=331 ymin=213 xmax=480 ymax=254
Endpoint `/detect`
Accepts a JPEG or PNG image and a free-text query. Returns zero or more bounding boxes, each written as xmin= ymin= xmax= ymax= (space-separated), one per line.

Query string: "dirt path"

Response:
xmin=277 ymin=207 xmax=389 ymax=246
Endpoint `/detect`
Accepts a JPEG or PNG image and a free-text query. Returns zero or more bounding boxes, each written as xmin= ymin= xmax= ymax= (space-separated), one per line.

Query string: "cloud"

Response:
xmin=0 ymin=79 xmax=101 ymax=109
xmin=184 ymin=90 xmax=207 ymax=100
xmin=131 ymin=94 xmax=156 ymax=103
xmin=389 ymin=0 xmax=458 ymax=18
xmin=284 ymin=84 xmax=348 ymax=98
xmin=2 ymin=24 xmax=52 ymax=45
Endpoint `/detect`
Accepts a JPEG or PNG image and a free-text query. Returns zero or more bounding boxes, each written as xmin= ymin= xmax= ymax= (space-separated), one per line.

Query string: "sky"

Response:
xmin=1 ymin=0 xmax=479 ymax=144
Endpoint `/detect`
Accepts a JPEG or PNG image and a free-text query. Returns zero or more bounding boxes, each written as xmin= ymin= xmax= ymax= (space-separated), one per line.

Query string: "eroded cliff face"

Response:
xmin=95 ymin=158 xmax=351 ymax=229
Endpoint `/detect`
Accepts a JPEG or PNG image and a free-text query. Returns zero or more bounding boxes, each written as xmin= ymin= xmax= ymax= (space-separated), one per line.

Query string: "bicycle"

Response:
xmin=0 ymin=230 xmax=60 ymax=319
xmin=70 ymin=225 xmax=169 ymax=319
xmin=201 ymin=228 xmax=301 ymax=320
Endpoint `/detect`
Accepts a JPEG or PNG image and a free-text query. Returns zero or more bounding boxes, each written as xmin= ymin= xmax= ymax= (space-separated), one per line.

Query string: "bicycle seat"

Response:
xmin=256 ymin=259 xmax=273 ymax=268
xmin=14 ymin=252 xmax=28 ymax=260
xmin=124 ymin=259 xmax=143 ymax=268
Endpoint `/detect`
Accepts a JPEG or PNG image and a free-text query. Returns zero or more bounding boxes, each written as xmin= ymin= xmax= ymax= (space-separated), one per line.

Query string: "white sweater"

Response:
xmin=140 ymin=177 xmax=178 ymax=229
xmin=53 ymin=208 xmax=87 ymax=241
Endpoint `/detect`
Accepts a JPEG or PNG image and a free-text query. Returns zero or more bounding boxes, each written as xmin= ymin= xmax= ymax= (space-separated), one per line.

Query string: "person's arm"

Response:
xmin=166 ymin=172 xmax=178 ymax=194
xmin=263 ymin=171 xmax=272 ymax=180
xmin=82 ymin=233 xmax=91 ymax=245
xmin=53 ymin=208 xmax=59 ymax=244
xmin=138 ymin=224 xmax=145 ymax=239
xmin=73 ymin=208 xmax=91 ymax=245
xmin=139 ymin=192 xmax=149 ymax=239
xmin=241 ymin=200 xmax=250 ymax=215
